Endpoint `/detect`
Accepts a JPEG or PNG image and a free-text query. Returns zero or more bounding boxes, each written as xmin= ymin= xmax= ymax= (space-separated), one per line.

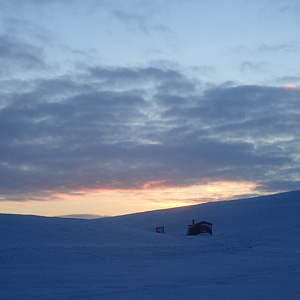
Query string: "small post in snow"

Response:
xmin=156 ymin=226 xmax=165 ymax=233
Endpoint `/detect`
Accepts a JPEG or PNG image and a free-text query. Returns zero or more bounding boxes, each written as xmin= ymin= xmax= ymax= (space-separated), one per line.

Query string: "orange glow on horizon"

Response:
xmin=0 ymin=181 xmax=258 ymax=217
xmin=282 ymin=84 xmax=300 ymax=90
xmin=142 ymin=180 xmax=167 ymax=189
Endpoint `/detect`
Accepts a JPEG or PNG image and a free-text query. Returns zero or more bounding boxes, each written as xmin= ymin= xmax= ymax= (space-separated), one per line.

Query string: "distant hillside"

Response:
xmin=1 ymin=190 xmax=299 ymax=245
xmin=92 ymin=190 xmax=300 ymax=235
xmin=58 ymin=214 xmax=106 ymax=219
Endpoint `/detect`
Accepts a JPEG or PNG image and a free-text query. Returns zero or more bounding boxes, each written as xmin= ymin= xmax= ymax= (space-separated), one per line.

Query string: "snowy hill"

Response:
xmin=94 ymin=190 xmax=300 ymax=234
xmin=1 ymin=191 xmax=300 ymax=299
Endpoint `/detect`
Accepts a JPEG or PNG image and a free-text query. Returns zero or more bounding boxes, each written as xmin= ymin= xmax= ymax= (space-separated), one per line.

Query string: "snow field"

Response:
xmin=0 ymin=191 xmax=299 ymax=299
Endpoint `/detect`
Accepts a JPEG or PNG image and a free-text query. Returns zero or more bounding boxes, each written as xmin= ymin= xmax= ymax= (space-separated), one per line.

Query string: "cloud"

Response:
xmin=112 ymin=10 xmax=152 ymax=34
xmin=1 ymin=63 xmax=300 ymax=202
xmin=0 ymin=35 xmax=47 ymax=75
xmin=240 ymin=61 xmax=269 ymax=73
xmin=278 ymin=4 xmax=300 ymax=14
xmin=282 ymin=84 xmax=300 ymax=90
xmin=110 ymin=2 xmax=170 ymax=35
xmin=274 ymin=76 xmax=300 ymax=85
xmin=0 ymin=0 xmax=78 ymax=7
xmin=257 ymin=41 xmax=300 ymax=53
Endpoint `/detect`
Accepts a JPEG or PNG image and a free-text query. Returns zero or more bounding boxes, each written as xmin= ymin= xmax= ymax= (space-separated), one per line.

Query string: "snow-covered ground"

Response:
xmin=1 ymin=191 xmax=300 ymax=299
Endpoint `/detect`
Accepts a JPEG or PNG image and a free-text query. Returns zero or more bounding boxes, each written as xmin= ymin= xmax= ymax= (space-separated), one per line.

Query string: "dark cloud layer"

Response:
xmin=1 ymin=56 xmax=300 ymax=202
xmin=0 ymin=35 xmax=46 ymax=75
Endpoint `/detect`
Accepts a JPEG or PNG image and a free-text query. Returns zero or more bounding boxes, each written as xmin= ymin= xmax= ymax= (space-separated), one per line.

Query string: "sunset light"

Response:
xmin=1 ymin=2 xmax=299 ymax=299
xmin=0 ymin=181 xmax=258 ymax=217
xmin=1 ymin=0 xmax=300 ymax=218
xmin=282 ymin=84 xmax=300 ymax=89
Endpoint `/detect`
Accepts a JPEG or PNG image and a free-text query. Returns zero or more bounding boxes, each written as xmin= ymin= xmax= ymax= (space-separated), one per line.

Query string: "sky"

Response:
xmin=1 ymin=0 xmax=300 ymax=217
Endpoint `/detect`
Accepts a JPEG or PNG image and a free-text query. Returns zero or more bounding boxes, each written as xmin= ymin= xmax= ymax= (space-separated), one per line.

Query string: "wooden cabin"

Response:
xmin=187 ymin=220 xmax=213 ymax=235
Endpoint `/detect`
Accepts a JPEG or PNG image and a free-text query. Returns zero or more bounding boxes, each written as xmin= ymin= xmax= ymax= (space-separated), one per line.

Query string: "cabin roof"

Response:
xmin=198 ymin=221 xmax=212 ymax=225
xmin=190 ymin=221 xmax=213 ymax=226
